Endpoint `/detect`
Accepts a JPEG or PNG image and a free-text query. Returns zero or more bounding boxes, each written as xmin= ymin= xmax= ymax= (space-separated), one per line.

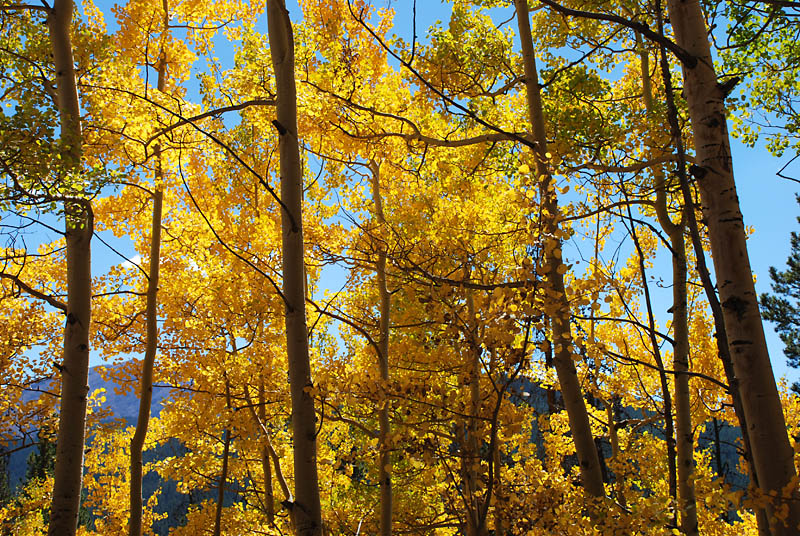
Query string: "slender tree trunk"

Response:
xmin=665 ymin=2 xmax=800 ymax=532
xmin=649 ymin=11 xmax=771 ymax=532
xmin=489 ymin=349 xmax=504 ymax=536
xmin=259 ymin=378 xmax=276 ymax=526
xmin=128 ymin=189 xmax=163 ymax=536
xmin=266 ymin=2 xmax=322 ymax=534
xmin=129 ymin=13 xmax=168 ymax=528
xmin=463 ymin=286 xmax=487 ymax=536
xmin=46 ymin=2 xmax=92 ymax=535
xmin=626 ymin=204 xmax=678 ymax=527
xmin=246 ymin=381 xmax=294 ymax=528
xmin=655 ymin=198 xmax=698 ymax=536
xmin=514 ymin=0 xmax=605 ymax=499
xmin=368 ymin=162 xmax=393 ymax=536
xmin=604 ymin=401 xmax=626 ymax=509
xmin=213 ymin=379 xmax=233 ymax=536
xmin=646 ymin=33 xmax=698 ymax=532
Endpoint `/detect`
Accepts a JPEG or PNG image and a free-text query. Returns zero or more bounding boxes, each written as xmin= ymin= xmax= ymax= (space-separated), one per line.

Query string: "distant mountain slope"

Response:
xmin=88 ymin=363 xmax=171 ymax=420
xmin=8 ymin=361 xmax=171 ymax=489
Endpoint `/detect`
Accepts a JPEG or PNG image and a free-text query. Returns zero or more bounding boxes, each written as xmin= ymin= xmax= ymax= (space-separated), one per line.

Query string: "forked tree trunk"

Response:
xmin=644 ymin=37 xmax=698 ymax=534
xmin=368 ymin=161 xmax=393 ymax=536
xmin=47 ymin=2 xmax=93 ymax=535
xmin=665 ymin=1 xmax=800 ymax=532
xmin=514 ymin=0 xmax=605 ymax=499
xmin=265 ymin=1 xmax=323 ymax=534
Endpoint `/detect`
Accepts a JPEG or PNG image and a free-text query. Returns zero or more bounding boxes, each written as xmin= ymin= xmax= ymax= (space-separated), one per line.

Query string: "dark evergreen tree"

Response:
xmin=761 ymin=194 xmax=800 ymax=394
xmin=25 ymin=431 xmax=56 ymax=483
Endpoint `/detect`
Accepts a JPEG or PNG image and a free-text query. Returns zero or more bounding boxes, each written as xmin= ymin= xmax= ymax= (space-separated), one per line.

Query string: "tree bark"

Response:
xmin=46 ymin=2 xmax=92 ymax=535
xmin=128 ymin=189 xmax=163 ymax=536
xmin=368 ymin=161 xmax=393 ymax=536
xmin=514 ymin=0 xmax=605 ymax=499
xmin=213 ymin=378 xmax=233 ymax=536
xmin=648 ymin=32 xmax=698 ymax=533
xmin=265 ymin=1 xmax=323 ymax=534
xmin=655 ymin=195 xmax=698 ymax=536
xmin=665 ymin=1 xmax=800 ymax=532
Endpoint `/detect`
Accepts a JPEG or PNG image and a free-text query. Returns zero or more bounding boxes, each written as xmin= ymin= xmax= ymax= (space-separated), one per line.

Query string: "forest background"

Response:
xmin=2 ymin=0 xmax=800 ymax=535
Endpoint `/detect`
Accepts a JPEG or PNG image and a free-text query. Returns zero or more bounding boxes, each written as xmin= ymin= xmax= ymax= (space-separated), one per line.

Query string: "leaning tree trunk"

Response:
xmin=46 ymin=2 xmax=93 ymax=535
xmin=514 ymin=0 xmax=605 ymax=499
xmin=265 ymin=1 xmax=323 ymax=535
xmin=665 ymin=1 xmax=800 ymax=532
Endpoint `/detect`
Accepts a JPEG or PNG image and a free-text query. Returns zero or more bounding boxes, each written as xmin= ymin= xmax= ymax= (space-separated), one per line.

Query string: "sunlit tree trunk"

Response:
xmin=266 ymin=1 xmax=323 ymax=534
xmin=46 ymin=2 xmax=92 ymax=534
xmin=368 ymin=161 xmax=393 ymax=536
xmin=129 ymin=26 xmax=167 ymax=530
xmin=665 ymin=2 xmax=800 ymax=532
xmin=128 ymin=189 xmax=163 ymax=536
xmin=514 ymin=0 xmax=605 ymax=498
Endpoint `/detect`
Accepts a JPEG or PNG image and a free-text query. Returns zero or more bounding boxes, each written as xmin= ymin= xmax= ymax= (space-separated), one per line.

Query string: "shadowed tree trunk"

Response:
xmin=266 ymin=1 xmax=323 ymax=534
xmin=46 ymin=1 xmax=93 ymax=534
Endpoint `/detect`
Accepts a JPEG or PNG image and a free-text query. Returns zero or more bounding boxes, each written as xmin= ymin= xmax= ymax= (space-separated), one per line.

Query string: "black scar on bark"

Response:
xmin=722 ymin=295 xmax=748 ymax=321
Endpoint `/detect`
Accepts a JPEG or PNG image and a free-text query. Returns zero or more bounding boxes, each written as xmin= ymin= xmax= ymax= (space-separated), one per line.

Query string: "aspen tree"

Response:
xmin=128 ymin=6 xmax=167 ymax=527
xmin=368 ymin=161 xmax=393 ymax=536
xmin=266 ymin=1 xmax=323 ymax=534
xmin=665 ymin=0 xmax=800 ymax=532
xmin=514 ymin=0 xmax=605 ymax=499
xmin=640 ymin=29 xmax=699 ymax=533
xmin=128 ymin=188 xmax=162 ymax=536
xmin=46 ymin=1 xmax=93 ymax=534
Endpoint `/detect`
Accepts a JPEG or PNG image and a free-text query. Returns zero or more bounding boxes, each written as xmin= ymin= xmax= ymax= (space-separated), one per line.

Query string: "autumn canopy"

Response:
xmin=1 ymin=0 xmax=799 ymax=535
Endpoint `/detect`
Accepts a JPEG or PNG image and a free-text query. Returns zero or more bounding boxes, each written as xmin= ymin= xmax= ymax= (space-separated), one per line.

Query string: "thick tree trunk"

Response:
xmin=46 ymin=2 xmax=92 ymax=535
xmin=128 ymin=189 xmax=163 ymax=536
xmin=265 ymin=1 xmax=323 ymax=534
xmin=514 ymin=0 xmax=605 ymax=498
xmin=368 ymin=162 xmax=393 ymax=536
xmin=665 ymin=1 xmax=800 ymax=532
